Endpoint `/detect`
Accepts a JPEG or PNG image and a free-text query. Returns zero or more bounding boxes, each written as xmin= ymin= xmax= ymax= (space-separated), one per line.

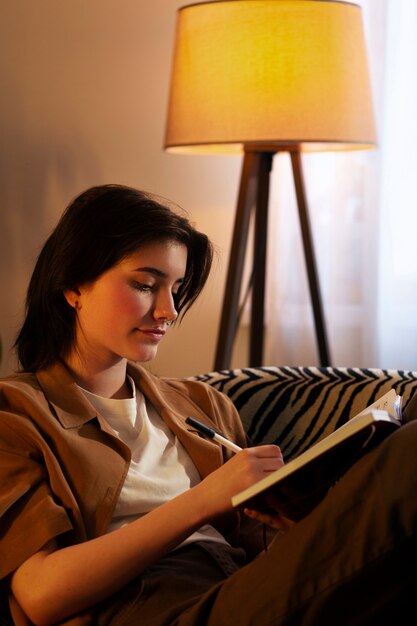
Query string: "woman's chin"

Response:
xmin=128 ymin=345 xmax=159 ymax=364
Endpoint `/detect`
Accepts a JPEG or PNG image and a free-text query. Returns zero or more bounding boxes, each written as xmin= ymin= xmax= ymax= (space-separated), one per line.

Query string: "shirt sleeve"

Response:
xmin=0 ymin=413 xmax=73 ymax=579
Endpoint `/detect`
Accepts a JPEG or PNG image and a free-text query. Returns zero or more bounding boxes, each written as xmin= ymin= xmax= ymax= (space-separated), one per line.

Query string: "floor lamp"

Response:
xmin=164 ymin=0 xmax=376 ymax=370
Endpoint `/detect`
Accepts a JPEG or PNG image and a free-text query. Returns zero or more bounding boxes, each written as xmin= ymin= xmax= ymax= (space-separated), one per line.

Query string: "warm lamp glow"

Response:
xmin=164 ymin=0 xmax=377 ymax=369
xmin=165 ymin=0 xmax=376 ymax=154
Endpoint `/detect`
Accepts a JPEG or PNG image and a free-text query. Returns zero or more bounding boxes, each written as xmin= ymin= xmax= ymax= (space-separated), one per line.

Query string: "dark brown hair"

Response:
xmin=15 ymin=184 xmax=213 ymax=371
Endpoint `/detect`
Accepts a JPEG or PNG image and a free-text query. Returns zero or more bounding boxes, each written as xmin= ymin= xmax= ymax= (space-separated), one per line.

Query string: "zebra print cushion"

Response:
xmin=193 ymin=366 xmax=417 ymax=462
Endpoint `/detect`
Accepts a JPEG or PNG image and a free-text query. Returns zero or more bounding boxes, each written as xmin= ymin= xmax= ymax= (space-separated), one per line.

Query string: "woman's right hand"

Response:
xmin=195 ymin=445 xmax=284 ymax=519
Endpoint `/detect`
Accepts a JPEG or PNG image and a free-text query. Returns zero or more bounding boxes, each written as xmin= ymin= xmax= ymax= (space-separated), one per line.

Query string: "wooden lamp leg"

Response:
xmin=214 ymin=150 xmax=259 ymax=370
xmin=291 ymin=148 xmax=331 ymax=366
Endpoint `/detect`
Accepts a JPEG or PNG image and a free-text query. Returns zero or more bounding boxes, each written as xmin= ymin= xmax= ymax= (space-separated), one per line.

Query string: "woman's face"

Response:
xmin=67 ymin=240 xmax=187 ymax=367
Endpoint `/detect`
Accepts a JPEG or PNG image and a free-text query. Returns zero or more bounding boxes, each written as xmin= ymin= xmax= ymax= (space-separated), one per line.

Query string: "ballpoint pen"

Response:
xmin=185 ymin=416 xmax=242 ymax=453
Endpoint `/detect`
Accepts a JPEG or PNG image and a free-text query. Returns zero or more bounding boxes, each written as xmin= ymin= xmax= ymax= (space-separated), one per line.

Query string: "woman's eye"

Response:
xmin=132 ymin=282 xmax=154 ymax=293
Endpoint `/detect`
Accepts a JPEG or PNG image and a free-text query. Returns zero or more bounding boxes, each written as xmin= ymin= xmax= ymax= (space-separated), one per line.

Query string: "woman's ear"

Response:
xmin=63 ymin=288 xmax=81 ymax=310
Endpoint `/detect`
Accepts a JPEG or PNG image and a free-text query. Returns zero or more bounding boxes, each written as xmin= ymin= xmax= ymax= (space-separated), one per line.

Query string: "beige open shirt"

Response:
xmin=0 ymin=361 xmax=263 ymax=624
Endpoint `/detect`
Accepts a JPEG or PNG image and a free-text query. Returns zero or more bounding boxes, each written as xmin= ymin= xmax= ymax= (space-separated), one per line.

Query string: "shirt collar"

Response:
xmin=36 ymin=361 xmax=98 ymax=428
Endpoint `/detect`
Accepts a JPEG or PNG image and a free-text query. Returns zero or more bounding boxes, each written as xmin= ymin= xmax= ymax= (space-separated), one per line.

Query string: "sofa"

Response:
xmin=2 ymin=365 xmax=417 ymax=624
xmin=192 ymin=365 xmax=417 ymax=462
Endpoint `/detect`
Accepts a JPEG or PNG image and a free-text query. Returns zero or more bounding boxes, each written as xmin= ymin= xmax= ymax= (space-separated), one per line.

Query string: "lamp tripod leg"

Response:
xmin=291 ymin=149 xmax=331 ymax=366
xmin=214 ymin=151 xmax=259 ymax=371
xmin=250 ymin=152 xmax=273 ymax=366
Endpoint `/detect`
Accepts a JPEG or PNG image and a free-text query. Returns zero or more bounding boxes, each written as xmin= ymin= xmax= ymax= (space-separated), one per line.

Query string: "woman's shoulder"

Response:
xmin=0 ymin=370 xmax=42 ymax=398
xmin=0 ymin=370 xmax=49 ymax=423
xmin=0 ymin=371 xmax=50 ymax=449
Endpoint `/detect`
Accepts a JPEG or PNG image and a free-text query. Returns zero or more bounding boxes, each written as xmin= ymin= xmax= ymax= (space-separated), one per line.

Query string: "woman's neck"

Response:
xmin=63 ymin=354 xmax=131 ymax=399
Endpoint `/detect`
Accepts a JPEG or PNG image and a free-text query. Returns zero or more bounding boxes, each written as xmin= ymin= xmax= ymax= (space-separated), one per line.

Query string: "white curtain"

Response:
xmin=264 ymin=0 xmax=417 ymax=370
xmin=377 ymin=0 xmax=417 ymax=369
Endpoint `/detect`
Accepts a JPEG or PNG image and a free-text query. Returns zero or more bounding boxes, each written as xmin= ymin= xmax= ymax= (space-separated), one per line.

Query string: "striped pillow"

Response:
xmin=193 ymin=366 xmax=417 ymax=462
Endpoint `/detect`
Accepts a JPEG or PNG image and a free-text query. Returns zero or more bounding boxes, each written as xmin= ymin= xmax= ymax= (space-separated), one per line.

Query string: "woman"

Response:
xmin=0 ymin=184 xmax=416 ymax=625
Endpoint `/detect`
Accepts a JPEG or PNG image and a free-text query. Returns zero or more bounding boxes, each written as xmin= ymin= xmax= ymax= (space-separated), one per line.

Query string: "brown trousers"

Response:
xmin=77 ymin=421 xmax=417 ymax=626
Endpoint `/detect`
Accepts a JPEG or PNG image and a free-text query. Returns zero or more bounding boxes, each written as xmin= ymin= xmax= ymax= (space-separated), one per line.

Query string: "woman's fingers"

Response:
xmin=234 ymin=444 xmax=284 ymax=473
xmin=243 ymin=507 xmax=295 ymax=532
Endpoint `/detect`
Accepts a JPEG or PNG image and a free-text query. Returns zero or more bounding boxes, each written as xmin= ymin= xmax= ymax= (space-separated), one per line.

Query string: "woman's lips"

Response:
xmin=136 ymin=328 xmax=166 ymax=341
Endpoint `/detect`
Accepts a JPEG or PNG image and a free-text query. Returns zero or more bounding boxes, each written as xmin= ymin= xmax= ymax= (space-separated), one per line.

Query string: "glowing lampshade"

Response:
xmin=165 ymin=0 xmax=376 ymax=154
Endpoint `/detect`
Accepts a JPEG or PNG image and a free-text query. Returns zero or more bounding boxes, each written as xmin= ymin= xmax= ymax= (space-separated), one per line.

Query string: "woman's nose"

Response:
xmin=153 ymin=292 xmax=178 ymax=323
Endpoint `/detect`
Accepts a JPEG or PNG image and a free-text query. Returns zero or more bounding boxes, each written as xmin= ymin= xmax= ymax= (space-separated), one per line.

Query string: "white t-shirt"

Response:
xmin=79 ymin=377 xmax=229 ymax=547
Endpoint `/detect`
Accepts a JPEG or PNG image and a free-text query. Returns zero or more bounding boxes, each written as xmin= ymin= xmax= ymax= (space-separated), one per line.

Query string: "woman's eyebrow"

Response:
xmin=133 ymin=267 xmax=184 ymax=283
xmin=133 ymin=266 xmax=166 ymax=277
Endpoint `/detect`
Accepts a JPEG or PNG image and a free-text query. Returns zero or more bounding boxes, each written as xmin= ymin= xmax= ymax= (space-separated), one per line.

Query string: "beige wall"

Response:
xmin=0 ymin=0 xmax=245 ymax=378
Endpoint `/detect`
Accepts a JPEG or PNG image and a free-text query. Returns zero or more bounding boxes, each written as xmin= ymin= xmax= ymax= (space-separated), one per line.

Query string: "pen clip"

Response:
xmin=186 ymin=416 xmax=242 ymax=454
xmin=185 ymin=416 xmax=217 ymax=439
